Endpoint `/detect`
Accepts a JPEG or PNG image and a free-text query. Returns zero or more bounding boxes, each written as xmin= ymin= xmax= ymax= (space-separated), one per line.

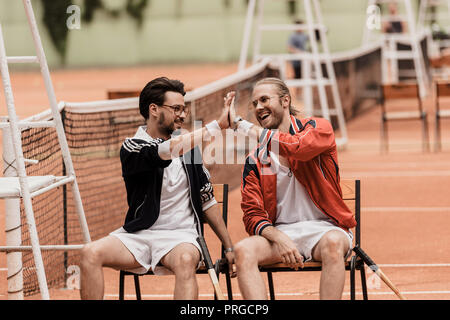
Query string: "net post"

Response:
xmin=61 ymin=108 xmax=69 ymax=287
xmin=1 ymin=122 xmax=24 ymax=299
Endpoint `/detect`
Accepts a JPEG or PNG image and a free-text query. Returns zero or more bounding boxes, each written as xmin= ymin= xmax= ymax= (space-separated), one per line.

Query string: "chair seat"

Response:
xmin=383 ymin=110 xmax=425 ymax=121
xmin=260 ymin=260 xmax=353 ymax=272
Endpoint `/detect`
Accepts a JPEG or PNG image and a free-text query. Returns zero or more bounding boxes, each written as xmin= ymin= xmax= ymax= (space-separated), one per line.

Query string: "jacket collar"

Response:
xmin=288 ymin=115 xmax=303 ymax=135
xmin=134 ymin=126 xmax=164 ymax=144
xmin=255 ymin=115 xmax=303 ymax=166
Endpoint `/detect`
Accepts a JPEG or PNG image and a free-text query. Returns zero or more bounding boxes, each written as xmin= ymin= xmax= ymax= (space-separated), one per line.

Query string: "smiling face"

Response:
xmin=251 ymin=83 xmax=290 ymax=130
xmin=163 ymin=91 xmax=186 ymax=131
xmin=149 ymin=90 xmax=187 ymax=138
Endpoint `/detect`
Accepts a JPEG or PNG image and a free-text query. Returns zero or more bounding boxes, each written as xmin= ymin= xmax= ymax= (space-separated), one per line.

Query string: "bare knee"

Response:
xmin=80 ymin=242 xmax=104 ymax=270
xmin=234 ymin=240 xmax=258 ymax=270
xmin=318 ymin=232 xmax=348 ymax=263
xmin=172 ymin=252 xmax=199 ymax=279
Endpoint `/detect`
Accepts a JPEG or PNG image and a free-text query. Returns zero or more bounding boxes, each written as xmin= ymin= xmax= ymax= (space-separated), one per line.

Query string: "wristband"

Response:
xmin=236 ymin=119 xmax=254 ymax=135
xmin=223 ymin=247 xmax=234 ymax=255
xmin=233 ymin=116 xmax=243 ymax=128
xmin=205 ymin=120 xmax=222 ymax=136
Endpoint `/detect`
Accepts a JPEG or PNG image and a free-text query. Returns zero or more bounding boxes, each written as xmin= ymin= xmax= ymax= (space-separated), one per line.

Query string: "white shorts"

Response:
xmin=110 ymin=227 xmax=202 ymax=275
xmin=275 ymin=219 xmax=353 ymax=262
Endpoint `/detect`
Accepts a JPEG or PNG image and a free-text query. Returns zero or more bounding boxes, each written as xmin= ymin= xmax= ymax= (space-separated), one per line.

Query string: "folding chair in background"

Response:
xmin=118 ymin=184 xmax=229 ymax=300
xmin=434 ymin=80 xmax=450 ymax=151
xmin=380 ymin=82 xmax=430 ymax=153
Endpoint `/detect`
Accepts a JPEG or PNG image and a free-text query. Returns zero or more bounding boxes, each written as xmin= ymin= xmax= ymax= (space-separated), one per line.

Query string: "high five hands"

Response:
xmin=217 ymin=91 xmax=238 ymax=130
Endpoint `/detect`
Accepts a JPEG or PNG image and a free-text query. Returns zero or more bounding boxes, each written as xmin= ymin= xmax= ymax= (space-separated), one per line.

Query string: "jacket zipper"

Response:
xmin=182 ymin=155 xmax=203 ymax=236
xmin=134 ymin=195 xmax=146 ymax=219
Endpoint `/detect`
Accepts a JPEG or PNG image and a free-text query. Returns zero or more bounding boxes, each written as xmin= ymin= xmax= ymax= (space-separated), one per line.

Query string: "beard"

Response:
xmin=258 ymin=108 xmax=284 ymax=130
xmin=158 ymin=112 xmax=175 ymax=136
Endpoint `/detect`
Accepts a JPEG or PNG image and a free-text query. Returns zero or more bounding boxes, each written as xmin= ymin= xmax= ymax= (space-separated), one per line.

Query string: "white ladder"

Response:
xmin=418 ymin=0 xmax=450 ymax=55
xmin=364 ymin=0 xmax=430 ymax=98
xmin=0 ymin=0 xmax=91 ymax=300
xmin=238 ymin=0 xmax=348 ymax=147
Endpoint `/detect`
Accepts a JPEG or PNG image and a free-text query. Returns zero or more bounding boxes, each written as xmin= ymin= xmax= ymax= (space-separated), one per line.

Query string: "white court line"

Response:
xmin=105 ymin=290 xmax=450 ymax=299
xmin=378 ymin=263 xmax=450 ymax=268
xmin=342 ymin=170 xmax=450 ymax=178
xmin=343 ymin=291 xmax=450 ymax=296
xmin=342 ymin=161 xmax=450 ymax=169
xmin=347 ymin=139 xmax=450 ymax=146
xmin=362 ymin=207 xmax=450 ymax=212
xmin=276 ymin=291 xmax=450 ymax=297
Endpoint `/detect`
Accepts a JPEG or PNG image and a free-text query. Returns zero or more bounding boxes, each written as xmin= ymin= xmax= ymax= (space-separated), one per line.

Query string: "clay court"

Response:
xmin=1 ymin=62 xmax=449 ymax=300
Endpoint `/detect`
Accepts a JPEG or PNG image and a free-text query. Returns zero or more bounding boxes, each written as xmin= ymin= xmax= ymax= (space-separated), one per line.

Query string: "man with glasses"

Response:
xmin=226 ymin=77 xmax=356 ymax=300
xmin=80 ymin=77 xmax=235 ymax=299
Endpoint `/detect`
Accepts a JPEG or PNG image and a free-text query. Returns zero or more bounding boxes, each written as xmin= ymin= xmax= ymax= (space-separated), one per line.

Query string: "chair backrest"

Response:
xmin=440 ymin=54 xmax=450 ymax=67
xmin=381 ymin=83 xmax=422 ymax=114
xmin=382 ymin=83 xmax=420 ymax=100
xmin=430 ymin=56 xmax=443 ymax=69
xmin=436 ymin=81 xmax=450 ymax=97
xmin=206 ymin=184 xmax=228 ymax=258
xmin=340 ymin=179 xmax=361 ymax=248
xmin=436 ymin=81 xmax=450 ymax=113
xmin=212 ymin=184 xmax=228 ymax=225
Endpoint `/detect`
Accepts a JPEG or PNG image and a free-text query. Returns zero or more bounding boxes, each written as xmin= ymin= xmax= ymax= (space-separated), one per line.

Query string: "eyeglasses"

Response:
xmin=159 ymin=104 xmax=190 ymax=116
xmin=251 ymin=95 xmax=280 ymax=108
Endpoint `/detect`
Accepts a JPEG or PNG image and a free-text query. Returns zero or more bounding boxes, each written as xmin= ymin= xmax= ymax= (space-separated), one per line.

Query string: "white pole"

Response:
xmin=302 ymin=59 xmax=313 ymax=117
xmin=2 ymin=124 xmax=24 ymax=300
xmin=417 ymin=0 xmax=427 ymax=30
xmin=389 ymin=38 xmax=399 ymax=82
xmin=312 ymin=0 xmax=348 ymax=144
xmin=238 ymin=0 xmax=257 ymax=71
xmin=252 ymin=0 xmax=265 ymax=65
xmin=381 ymin=36 xmax=389 ymax=84
xmin=22 ymin=0 xmax=91 ymax=243
xmin=404 ymin=0 xmax=428 ymax=97
xmin=304 ymin=0 xmax=330 ymax=121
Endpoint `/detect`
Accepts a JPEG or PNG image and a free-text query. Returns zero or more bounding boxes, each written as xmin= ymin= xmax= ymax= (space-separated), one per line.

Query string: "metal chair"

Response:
xmin=118 ymin=183 xmax=229 ymax=300
xmin=219 ymin=179 xmax=369 ymax=300
xmin=434 ymin=80 xmax=450 ymax=151
xmin=380 ymin=82 xmax=430 ymax=153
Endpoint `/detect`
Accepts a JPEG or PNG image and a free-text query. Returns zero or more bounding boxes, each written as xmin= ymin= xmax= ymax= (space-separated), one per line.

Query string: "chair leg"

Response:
xmin=381 ymin=118 xmax=388 ymax=154
xmin=350 ymin=256 xmax=356 ymax=300
xmin=267 ymin=272 xmax=276 ymax=300
xmin=422 ymin=114 xmax=430 ymax=152
xmin=134 ymin=275 xmax=142 ymax=300
xmin=225 ymin=272 xmax=233 ymax=300
xmin=360 ymin=265 xmax=368 ymax=300
xmin=435 ymin=114 xmax=441 ymax=152
xmin=119 ymin=271 xmax=125 ymax=300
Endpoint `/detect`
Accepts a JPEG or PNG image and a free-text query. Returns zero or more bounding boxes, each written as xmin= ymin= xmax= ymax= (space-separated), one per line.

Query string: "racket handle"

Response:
xmin=208 ymin=269 xmax=225 ymax=300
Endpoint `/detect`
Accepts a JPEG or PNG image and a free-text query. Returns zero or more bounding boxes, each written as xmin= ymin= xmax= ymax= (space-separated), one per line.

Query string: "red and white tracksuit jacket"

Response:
xmin=240 ymin=115 xmax=357 ymax=236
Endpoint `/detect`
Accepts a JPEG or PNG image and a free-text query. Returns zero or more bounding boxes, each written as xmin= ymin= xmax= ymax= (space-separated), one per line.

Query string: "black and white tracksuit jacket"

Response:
xmin=120 ymin=126 xmax=216 ymax=234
